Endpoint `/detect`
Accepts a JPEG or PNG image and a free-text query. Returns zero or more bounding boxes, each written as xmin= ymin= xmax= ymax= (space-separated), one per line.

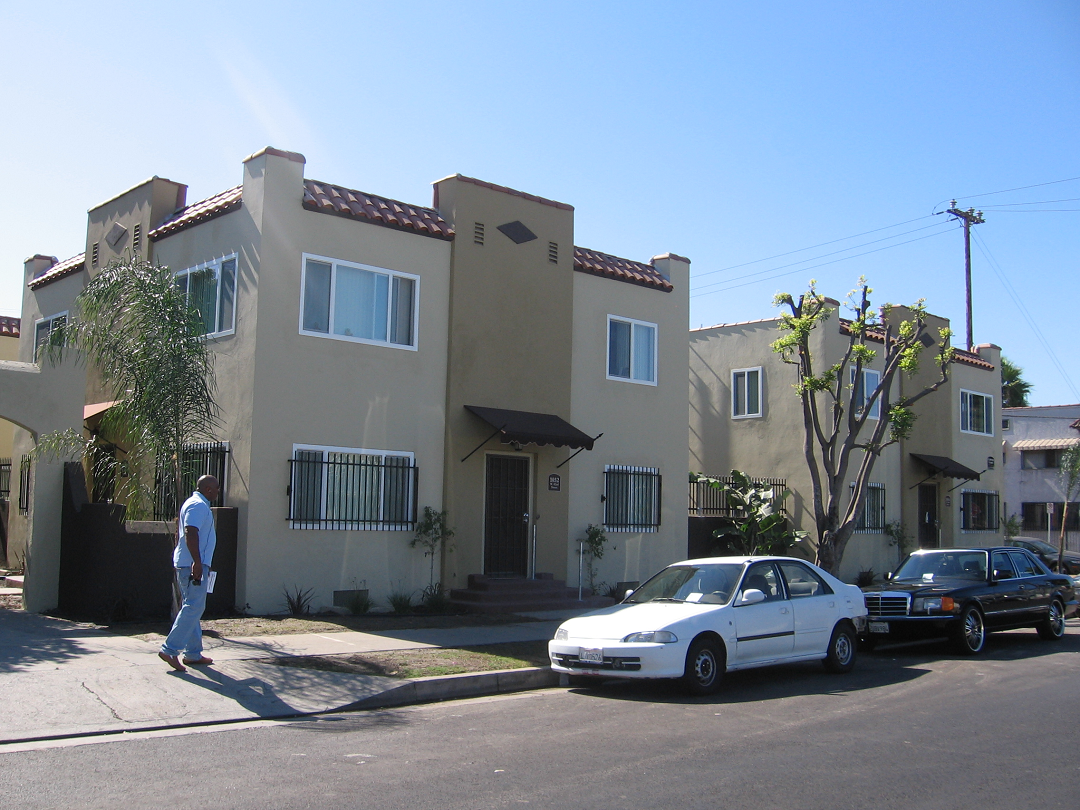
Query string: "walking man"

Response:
xmin=159 ymin=474 xmax=219 ymax=672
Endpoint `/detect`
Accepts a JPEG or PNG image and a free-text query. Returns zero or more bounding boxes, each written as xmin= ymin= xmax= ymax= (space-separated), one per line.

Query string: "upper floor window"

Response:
xmin=604 ymin=465 xmax=661 ymax=532
xmin=731 ymin=367 xmax=762 ymax=418
xmin=607 ymin=315 xmax=656 ymax=385
xmin=288 ymin=444 xmax=417 ymax=530
xmin=176 ymin=255 xmax=236 ymax=338
xmin=34 ymin=312 xmax=67 ymax=357
xmin=960 ymin=390 xmax=994 ymax=436
xmin=851 ymin=367 xmax=881 ymax=420
xmin=300 ymin=255 xmax=418 ymax=350
xmin=1022 ymin=450 xmax=1061 ymax=470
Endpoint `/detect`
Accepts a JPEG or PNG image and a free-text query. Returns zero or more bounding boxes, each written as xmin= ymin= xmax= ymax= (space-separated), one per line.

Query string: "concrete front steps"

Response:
xmin=449 ymin=573 xmax=615 ymax=614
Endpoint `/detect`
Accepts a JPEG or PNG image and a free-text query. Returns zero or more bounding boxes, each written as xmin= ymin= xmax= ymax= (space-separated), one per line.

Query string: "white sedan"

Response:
xmin=549 ymin=556 xmax=868 ymax=694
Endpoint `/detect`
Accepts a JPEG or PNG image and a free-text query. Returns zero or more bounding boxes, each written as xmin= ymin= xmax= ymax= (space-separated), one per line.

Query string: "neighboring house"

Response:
xmin=689 ymin=304 xmax=1004 ymax=582
xmin=1001 ymin=404 xmax=1080 ymax=550
xmin=9 ymin=147 xmax=690 ymax=614
xmin=0 ymin=316 xmax=19 ymax=562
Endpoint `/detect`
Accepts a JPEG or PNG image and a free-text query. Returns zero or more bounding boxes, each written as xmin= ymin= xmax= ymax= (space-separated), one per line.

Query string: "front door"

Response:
xmin=484 ymin=455 xmax=530 ymax=576
xmin=918 ymin=484 xmax=939 ymax=548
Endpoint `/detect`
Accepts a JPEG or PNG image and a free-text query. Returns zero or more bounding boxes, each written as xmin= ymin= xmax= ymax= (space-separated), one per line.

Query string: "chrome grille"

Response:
xmin=864 ymin=592 xmax=911 ymax=617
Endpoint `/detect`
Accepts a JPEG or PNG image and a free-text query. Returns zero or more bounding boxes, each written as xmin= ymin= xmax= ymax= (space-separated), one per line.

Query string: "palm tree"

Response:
xmin=1000 ymin=356 xmax=1032 ymax=408
xmin=39 ymin=256 xmax=218 ymax=518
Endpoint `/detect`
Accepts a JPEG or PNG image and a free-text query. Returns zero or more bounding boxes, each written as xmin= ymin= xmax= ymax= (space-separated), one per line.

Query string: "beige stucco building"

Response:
xmin=6 ymin=147 xmax=690 ymax=614
xmin=690 ymin=304 xmax=1004 ymax=582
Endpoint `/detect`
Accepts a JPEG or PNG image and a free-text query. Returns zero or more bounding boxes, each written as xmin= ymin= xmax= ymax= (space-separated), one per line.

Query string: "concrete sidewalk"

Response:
xmin=0 ymin=607 xmax=580 ymax=745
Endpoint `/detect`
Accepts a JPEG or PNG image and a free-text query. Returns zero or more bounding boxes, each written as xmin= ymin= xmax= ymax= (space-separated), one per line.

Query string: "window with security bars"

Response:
xmin=18 ymin=455 xmax=31 ymax=515
xmin=289 ymin=446 xmax=417 ymax=530
xmin=604 ymin=465 xmax=661 ymax=532
xmin=0 ymin=458 xmax=10 ymax=501
xmin=961 ymin=490 xmax=999 ymax=531
xmin=153 ymin=442 xmax=230 ymax=520
xmin=852 ymin=482 xmax=886 ymax=532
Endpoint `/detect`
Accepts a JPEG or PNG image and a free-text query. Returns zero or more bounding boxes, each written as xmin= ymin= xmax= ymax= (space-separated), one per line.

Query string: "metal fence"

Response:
xmin=288 ymin=453 xmax=418 ymax=530
xmin=0 ymin=458 xmax=9 ymax=501
xmin=153 ymin=442 xmax=230 ymax=520
xmin=18 ymin=455 xmax=31 ymax=515
xmin=688 ymin=475 xmax=788 ymax=517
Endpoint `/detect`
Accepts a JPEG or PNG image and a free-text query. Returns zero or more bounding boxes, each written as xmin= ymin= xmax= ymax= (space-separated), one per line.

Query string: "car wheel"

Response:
xmin=1037 ymin=599 xmax=1066 ymax=640
xmin=952 ymin=605 xmax=985 ymax=655
xmin=681 ymin=637 xmax=724 ymax=696
xmin=823 ymin=623 xmax=857 ymax=673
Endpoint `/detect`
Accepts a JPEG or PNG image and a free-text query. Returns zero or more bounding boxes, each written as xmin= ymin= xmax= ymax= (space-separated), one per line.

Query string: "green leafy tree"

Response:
xmin=1000 ymin=356 xmax=1032 ymax=408
xmin=771 ymin=278 xmax=954 ymax=574
xmin=36 ymin=256 xmax=218 ymax=519
xmin=697 ymin=470 xmax=808 ymax=556
xmin=1058 ymin=445 xmax=1080 ymax=570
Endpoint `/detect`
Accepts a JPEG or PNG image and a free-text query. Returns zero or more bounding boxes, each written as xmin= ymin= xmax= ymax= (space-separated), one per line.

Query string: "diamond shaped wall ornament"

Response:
xmin=497 ymin=220 xmax=537 ymax=245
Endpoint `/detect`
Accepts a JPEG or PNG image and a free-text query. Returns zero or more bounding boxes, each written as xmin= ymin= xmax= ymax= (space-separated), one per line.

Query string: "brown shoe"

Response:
xmin=158 ymin=651 xmax=187 ymax=672
xmin=182 ymin=656 xmax=214 ymax=666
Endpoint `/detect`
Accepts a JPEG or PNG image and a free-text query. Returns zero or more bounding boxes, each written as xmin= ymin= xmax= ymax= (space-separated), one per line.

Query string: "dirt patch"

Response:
xmin=0 ymin=594 xmax=22 ymax=611
xmin=269 ymin=640 xmax=551 ymax=680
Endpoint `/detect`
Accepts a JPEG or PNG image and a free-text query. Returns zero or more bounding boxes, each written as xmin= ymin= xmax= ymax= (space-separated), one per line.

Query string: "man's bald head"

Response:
xmin=197 ymin=475 xmax=220 ymax=501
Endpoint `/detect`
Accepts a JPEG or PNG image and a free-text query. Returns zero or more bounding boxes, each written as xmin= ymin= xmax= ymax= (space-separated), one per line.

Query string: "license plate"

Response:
xmin=579 ymin=647 xmax=604 ymax=664
xmin=869 ymin=621 xmax=890 ymax=634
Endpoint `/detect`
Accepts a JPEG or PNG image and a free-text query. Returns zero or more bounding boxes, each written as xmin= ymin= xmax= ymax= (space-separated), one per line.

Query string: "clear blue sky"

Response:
xmin=2 ymin=1 xmax=1076 ymax=404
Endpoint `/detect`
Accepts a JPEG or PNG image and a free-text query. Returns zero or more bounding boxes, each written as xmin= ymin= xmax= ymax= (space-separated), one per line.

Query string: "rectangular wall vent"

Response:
xmin=473 ymin=222 xmax=485 ymax=246
xmin=548 ymin=241 xmax=558 ymax=264
xmin=132 ymin=223 xmax=141 ymax=254
xmin=91 ymin=242 xmax=100 ymax=267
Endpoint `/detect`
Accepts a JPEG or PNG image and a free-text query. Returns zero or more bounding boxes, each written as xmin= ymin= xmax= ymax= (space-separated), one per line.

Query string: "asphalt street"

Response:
xmin=3 ymin=624 xmax=1078 ymax=810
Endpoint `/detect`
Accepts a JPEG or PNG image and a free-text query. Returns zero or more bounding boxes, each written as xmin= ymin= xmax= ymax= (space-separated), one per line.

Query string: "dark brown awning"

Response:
xmin=465 ymin=405 xmax=596 ymax=451
xmin=911 ymin=453 xmax=981 ymax=481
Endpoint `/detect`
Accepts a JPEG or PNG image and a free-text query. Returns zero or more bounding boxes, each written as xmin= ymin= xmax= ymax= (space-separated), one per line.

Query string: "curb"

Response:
xmin=340 ymin=666 xmax=561 ymax=711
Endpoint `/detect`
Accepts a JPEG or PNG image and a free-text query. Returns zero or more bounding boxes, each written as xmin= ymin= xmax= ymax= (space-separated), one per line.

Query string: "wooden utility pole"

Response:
xmin=947 ymin=201 xmax=985 ymax=350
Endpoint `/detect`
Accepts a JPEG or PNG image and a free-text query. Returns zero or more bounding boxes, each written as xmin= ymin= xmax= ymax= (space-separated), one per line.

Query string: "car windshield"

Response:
xmin=1018 ymin=539 xmax=1056 ymax=555
xmin=893 ymin=551 xmax=988 ymax=582
xmin=625 ymin=563 xmax=743 ymax=605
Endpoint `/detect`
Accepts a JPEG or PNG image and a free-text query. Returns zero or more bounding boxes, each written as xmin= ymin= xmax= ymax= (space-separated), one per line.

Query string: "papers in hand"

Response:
xmin=207 ymin=570 xmax=218 ymax=594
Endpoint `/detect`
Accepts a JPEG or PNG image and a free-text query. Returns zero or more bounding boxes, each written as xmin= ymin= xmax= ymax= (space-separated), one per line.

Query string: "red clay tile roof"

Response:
xmin=28 ymin=253 xmax=86 ymax=290
xmin=150 ymin=185 xmax=243 ymax=241
xmin=435 ymin=174 xmax=574 ymax=211
xmin=0 ymin=316 xmax=19 ymax=338
xmin=951 ymin=348 xmax=994 ymax=370
xmin=839 ymin=318 xmax=994 ymax=369
xmin=573 ymin=247 xmax=674 ymax=292
xmin=303 ymin=180 xmax=453 ymax=240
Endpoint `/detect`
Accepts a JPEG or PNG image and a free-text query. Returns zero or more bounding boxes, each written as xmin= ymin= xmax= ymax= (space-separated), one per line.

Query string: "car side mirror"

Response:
xmin=885 ymin=572 xmax=893 ymax=581
xmin=737 ymin=589 xmax=766 ymax=606
xmin=623 ymin=589 xmax=635 ymax=600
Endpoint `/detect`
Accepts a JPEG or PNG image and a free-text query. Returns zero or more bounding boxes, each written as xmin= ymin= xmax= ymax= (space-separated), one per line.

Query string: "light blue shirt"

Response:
xmin=174 ymin=491 xmax=217 ymax=569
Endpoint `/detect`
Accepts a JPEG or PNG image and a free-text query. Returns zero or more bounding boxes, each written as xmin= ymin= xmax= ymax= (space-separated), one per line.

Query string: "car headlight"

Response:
xmin=621 ymin=630 xmax=678 ymax=643
xmin=554 ymin=627 xmax=569 ymax=641
xmin=913 ymin=596 xmax=955 ymax=613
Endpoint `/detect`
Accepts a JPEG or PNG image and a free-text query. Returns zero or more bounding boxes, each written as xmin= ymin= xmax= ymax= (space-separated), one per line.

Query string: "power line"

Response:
xmin=691 ymin=221 xmax=953 ymax=294
xmin=933 ymin=175 xmax=1080 ymax=213
xmin=979 ymin=197 xmax=1080 ymax=208
xmin=691 ymin=226 xmax=957 ymax=298
xmin=970 ymin=229 xmax=1080 ymax=402
xmin=691 ymin=215 xmax=936 ymax=281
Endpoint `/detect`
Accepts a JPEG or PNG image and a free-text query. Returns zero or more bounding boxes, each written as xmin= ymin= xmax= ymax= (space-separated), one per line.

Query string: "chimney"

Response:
xmin=24 ymin=254 xmax=57 ymax=283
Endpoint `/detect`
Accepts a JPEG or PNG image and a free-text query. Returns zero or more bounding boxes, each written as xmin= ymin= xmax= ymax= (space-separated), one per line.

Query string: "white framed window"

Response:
xmin=300 ymin=254 xmax=419 ymax=350
xmin=603 ymin=465 xmax=661 ymax=532
xmin=33 ymin=311 xmax=68 ymax=356
xmin=851 ymin=482 xmax=886 ymax=532
xmin=731 ymin=367 xmax=762 ymax=418
xmin=175 ymin=255 xmax=237 ymax=338
xmin=1001 ymin=418 xmax=1011 ymax=432
xmin=961 ymin=489 xmax=999 ymax=531
xmin=850 ymin=367 xmax=881 ymax=419
xmin=289 ymin=444 xmax=416 ymax=530
xmin=607 ymin=315 xmax=656 ymax=385
xmin=960 ymin=389 xmax=994 ymax=436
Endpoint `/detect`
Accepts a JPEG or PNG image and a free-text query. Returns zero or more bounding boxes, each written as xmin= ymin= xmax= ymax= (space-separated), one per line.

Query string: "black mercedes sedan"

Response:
xmin=861 ymin=547 xmax=1077 ymax=655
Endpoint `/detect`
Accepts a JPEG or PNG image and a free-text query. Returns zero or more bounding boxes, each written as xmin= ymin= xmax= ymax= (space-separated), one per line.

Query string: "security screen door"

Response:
xmin=484 ymin=455 xmax=530 ymax=577
xmin=918 ymin=484 xmax=939 ymax=548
